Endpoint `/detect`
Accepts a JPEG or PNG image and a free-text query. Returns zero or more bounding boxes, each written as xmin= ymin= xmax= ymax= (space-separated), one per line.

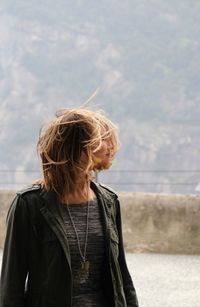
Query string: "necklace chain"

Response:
xmin=66 ymin=198 xmax=90 ymax=263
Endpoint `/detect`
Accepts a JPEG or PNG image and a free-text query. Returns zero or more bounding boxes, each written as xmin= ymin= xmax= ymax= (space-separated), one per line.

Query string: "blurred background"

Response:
xmin=1 ymin=0 xmax=200 ymax=193
xmin=1 ymin=2 xmax=200 ymax=306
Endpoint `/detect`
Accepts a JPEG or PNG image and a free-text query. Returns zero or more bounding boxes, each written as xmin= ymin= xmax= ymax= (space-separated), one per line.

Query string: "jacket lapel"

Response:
xmin=39 ymin=188 xmax=71 ymax=267
xmin=90 ymin=181 xmax=116 ymax=256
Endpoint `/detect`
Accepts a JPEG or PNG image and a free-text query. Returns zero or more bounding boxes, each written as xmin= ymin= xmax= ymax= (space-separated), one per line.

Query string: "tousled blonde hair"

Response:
xmin=37 ymin=107 xmax=118 ymax=198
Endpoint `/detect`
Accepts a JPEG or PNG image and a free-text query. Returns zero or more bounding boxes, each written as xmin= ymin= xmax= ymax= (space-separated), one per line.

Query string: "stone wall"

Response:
xmin=0 ymin=190 xmax=200 ymax=254
xmin=119 ymin=192 xmax=200 ymax=254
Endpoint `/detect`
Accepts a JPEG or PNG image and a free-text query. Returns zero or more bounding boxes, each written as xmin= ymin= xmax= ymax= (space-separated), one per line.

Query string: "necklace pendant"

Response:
xmin=79 ymin=260 xmax=90 ymax=283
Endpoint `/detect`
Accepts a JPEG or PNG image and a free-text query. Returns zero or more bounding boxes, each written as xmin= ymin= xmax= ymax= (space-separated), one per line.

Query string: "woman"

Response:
xmin=0 ymin=107 xmax=139 ymax=307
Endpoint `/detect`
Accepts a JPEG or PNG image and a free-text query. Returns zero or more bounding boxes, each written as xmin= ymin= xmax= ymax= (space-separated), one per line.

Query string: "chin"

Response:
xmin=95 ymin=161 xmax=112 ymax=171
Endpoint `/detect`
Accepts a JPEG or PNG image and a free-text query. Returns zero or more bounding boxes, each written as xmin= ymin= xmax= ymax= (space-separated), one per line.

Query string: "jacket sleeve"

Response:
xmin=116 ymin=199 xmax=139 ymax=307
xmin=0 ymin=195 xmax=29 ymax=307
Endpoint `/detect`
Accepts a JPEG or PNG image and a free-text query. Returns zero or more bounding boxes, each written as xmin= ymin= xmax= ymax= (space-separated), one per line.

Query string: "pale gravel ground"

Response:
xmin=0 ymin=250 xmax=200 ymax=307
xmin=126 ymin=253 xmax=200 ymax=307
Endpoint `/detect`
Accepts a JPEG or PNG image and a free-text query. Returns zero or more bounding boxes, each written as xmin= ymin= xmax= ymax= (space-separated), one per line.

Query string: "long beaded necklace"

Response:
xmin=65 ymin=196 xmax=90 ymax=284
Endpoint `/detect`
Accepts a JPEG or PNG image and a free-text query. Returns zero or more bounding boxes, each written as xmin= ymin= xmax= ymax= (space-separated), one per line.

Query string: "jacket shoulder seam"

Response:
xmin=16 ymin=184 xmax=41 ymax=196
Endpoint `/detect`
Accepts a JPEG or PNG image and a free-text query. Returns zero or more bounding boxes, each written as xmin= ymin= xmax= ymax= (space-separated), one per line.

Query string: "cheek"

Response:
xmin=95 ymin=142 xmax=107 ymax=155
xmin=92 ymin=150 xmax=105 ymax=166
xmin=92 ymin=152 xmax=103 ymax=164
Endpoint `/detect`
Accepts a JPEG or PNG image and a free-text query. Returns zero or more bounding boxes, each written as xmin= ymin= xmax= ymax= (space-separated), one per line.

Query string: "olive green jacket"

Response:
xmin=0 ymin=181 xmax=139 ymax=307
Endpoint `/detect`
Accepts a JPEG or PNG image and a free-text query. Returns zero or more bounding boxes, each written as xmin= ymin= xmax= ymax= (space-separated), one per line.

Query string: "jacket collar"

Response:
xmin=39 ymin=181 xmax=117 ymax=211
xmin=40 ymin=187 xmax=60 ymax=217
xmin=90 ymin=181 xmax=117 ymax=207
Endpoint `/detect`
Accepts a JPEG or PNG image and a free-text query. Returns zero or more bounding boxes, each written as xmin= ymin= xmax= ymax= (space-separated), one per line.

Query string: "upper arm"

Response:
xmin=115 ymin=199 xmax=139 ymax=307
xmin=0 ymin=195 xmax=29 ymax=306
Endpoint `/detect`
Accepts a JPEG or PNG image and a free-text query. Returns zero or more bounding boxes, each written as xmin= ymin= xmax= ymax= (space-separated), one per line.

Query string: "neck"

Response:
xmin=61 ymin=181 xmax=95 ymax=204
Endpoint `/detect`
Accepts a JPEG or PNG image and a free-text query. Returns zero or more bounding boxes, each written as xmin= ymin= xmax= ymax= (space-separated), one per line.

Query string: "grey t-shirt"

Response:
xmin=60 ymin=198 xmax=109 ymax=307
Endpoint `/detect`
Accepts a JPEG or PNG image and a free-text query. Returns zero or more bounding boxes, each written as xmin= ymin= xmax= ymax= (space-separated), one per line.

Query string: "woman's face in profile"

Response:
xmin=92 ymin=137 xmax=114 ymax=170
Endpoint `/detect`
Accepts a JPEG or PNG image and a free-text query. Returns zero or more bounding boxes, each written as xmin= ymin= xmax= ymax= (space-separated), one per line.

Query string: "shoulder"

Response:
xmin=17 ymin=183 xmax=42 ymax=196
xmin=98 ymin=183 xmax=118 ymax=197
xmin=16 ymin=183 xmax=43 ymax=204
xmin=7 ymin=184 xmax=43 ymax=222
xmin=92 ymin=181 xmax=119 ymax=201
xmin=91 ymin=181 xmax=118 ymax=198
xmin=9 ymin=184 xmax=42 ymax=213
